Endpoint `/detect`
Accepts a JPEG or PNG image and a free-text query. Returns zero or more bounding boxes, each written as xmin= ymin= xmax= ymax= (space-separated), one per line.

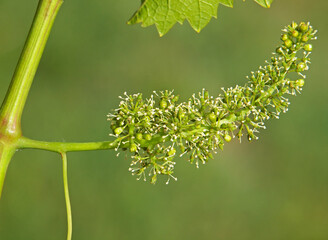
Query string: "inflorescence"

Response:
xmin=107 ymin=22 xmax=317 ymax=184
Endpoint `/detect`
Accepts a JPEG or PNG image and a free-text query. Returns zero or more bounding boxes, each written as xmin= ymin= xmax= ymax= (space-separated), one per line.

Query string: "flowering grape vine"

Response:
xmin=107 ymin=22 xmax=317 ymax=184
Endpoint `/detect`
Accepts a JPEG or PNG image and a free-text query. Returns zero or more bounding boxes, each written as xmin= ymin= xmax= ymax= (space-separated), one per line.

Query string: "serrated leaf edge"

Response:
xmin=128 ymin=0 xmax=273 ymax=36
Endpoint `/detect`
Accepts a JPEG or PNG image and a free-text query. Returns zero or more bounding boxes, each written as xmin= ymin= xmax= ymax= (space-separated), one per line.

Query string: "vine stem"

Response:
xmin=0 ymin=0 xmax=63 ymax=199
xmin=17 ymin=129 xmax=220 ymax=153
xmin=0 ymin=0 xmax=63 ymax=137
xmin=61 ymin=152 xmax=72 ymax=240
xmin=18 ymin=137 xmax=120 ymax=153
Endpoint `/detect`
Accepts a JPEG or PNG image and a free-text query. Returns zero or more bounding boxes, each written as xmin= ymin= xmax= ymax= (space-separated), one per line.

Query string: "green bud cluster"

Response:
xmin=107 ymin=22 xmax=316 ymax=184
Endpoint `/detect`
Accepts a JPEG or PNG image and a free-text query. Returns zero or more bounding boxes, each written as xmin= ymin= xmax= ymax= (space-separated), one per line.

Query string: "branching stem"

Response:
xmin=0 ymin=0 xmax=63 ymax=199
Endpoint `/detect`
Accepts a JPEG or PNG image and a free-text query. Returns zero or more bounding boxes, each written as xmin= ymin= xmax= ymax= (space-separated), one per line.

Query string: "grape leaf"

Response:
xmin=254 ymin=0 xmax=273 ymax=8
xmin=128 ymin=0 xmax=274 ymax=36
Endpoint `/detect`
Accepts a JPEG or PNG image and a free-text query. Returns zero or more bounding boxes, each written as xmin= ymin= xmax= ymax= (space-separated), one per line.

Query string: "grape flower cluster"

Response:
xmin=107 ymin=22 xmax=317 ymax=184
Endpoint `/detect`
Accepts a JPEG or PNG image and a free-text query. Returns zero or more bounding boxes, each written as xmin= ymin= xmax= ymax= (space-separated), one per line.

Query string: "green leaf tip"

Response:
xmin=128 ymin=0 xmax=274 ymax=36
xmin=108 ymin=22 xmax=317 ymax=184
xmin=254 ymin=0 xmax=273 ymax=8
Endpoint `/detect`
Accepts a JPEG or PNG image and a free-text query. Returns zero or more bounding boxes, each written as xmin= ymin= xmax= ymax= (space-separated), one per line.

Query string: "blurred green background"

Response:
xmin=0 ymin=0 xmax=327 ymax=239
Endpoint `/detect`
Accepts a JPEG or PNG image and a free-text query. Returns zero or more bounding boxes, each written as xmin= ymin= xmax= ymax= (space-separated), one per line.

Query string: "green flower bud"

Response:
xmin=114 ymin=127 xmax=124 ymax=136
xmin=142 ymin=116 xmax=151 ymax=127
xmin=291 ymin=30 xmax=299 ymax=38
xmin=189 ymin=113 xmax=195 ymax=120
xmin=136 ymin=133 xmax=143 ymax=141
xmin=298 ymin=22 xmax=308 ymax=32
xmin=281 ymin=34 xmax=289 ymax=41
xmin=291 ymin=22 xmax=298 ymax=29
xmin=144 ymin=134 xmax=152 ymax=141
xmin=304 ymin=44 xmax=312 ymax=51
xmin=130 ymin=143 xmax=137 ymax=153
xmin=295 ymin=79 xmax=305 ymax=87
xmin=151 ymin=175 xmax=157 ymax=184
xmin=178 ymin=109 xmax=185 ymax=119
xmin=136 ymin=94 xmax=143 ymax=104
xmin=168 ymin=148 xmax=176 ymax=156
xmin=297 ymin=62 xmax=307 ymax=72
xmin=172 ymin=95 xmax=179 ymax=103
xmin=204 ymin=90 xmax=209 ymax=100
xmin=207 ymin=153 xmax=214 ymax=159
xmin=226 ymin=113 xmax=236 ymax=122
xmin=189 ymin=155 xmax=195 ymax=163
xmin=208 ymin=112 xmax=217 ymax=123
xmin=301 ymin=35 xmax=309 ymax=42
xmin=160 ymin=100 xmax=168 ymax=109
xmin=284 ymin=39 xmax=293 ymax=48
xmin=276 ymin=47 xmax=283 ymax=54
xmin=224 ymin=134 xmax=232 ymax=142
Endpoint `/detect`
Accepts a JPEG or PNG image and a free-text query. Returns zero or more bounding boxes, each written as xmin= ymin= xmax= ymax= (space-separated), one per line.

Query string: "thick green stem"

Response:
xmin=0 ymin=0 xmax=63 ymax=138
xmin=17 ymin=136 xmax=168 ymax=153
xmin=0 ymin=0 xmax=63 ymax=199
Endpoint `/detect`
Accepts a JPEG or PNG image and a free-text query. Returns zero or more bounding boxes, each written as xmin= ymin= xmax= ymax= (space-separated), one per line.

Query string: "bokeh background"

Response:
xmin=0 ymin=0 xmax=327 ymax=239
